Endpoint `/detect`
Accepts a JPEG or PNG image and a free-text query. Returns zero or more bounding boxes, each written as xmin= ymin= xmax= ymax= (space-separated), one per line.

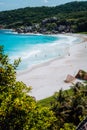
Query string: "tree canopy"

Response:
xmin=0 ymin=1 xmax=87 ymax=33
xmin=0 ymin=46 xmax=56 ymax=130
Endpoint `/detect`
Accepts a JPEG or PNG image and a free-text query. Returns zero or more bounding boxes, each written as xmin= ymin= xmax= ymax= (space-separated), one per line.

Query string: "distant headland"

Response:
xmin=0 ymin=1 xmax=87 ymax=34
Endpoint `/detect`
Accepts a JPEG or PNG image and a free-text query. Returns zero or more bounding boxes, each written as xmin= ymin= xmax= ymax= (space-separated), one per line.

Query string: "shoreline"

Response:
xmin=17 ymin=34 xmax=87 ymax=100
xmin=17 ymin=33 xmax=82 ymax=72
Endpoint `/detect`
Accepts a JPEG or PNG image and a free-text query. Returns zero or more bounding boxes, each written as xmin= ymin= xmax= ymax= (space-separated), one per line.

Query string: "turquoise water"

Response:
xmin=0 ymin=30 xmax=78 ymax=70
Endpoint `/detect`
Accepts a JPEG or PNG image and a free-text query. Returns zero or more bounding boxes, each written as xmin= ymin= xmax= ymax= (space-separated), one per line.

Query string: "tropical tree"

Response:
xmin=68 ymin=82 xmax=87 ymax=125
xmin=51 ymin=82 xmax=87 ymax=129
xmin=51 ymin=89 xmax=70 ymax=128
xmin=0 ymin=46 xmax=56 ymax=130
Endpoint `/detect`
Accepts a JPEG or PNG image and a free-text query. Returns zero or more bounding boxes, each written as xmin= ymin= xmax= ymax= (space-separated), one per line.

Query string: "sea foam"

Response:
xmin=0 ymin=30 xmax=80 ymax=70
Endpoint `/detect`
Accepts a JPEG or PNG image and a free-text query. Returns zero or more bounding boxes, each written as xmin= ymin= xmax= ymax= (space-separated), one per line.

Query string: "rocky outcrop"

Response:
xmin=42 ymin=17 xmax=58 ymax=25
xmin=15 ymin=17 xmax=74 ymax=34
xmin=75 ymin=70 xmax=87 ymax=80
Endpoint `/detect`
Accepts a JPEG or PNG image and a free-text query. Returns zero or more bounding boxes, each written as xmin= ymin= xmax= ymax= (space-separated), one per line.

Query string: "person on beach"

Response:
xmin=68 ymin=52 xmax=70 ymax=56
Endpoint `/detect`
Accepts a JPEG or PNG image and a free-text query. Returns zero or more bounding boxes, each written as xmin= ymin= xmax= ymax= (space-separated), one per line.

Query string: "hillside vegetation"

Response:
xmin=0 ymin=1 xmax=87 ymax=33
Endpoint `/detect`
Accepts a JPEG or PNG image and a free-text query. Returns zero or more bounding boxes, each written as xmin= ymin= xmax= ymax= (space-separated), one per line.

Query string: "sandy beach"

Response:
xmin=17 ymin=34 xmax=87 ymax=100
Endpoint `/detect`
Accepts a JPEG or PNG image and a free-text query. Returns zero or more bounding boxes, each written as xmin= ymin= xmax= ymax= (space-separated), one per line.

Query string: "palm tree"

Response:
xmin=51 ymin=89 xmax=71 ymax=128
xmin=68 ymin=82 xmax=87 ymax=125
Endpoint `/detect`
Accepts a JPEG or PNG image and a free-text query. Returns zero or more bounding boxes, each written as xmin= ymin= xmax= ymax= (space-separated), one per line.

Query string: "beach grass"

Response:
xmin=77 ymin=32 xmax=87 ymax=34
xmin=37 ymin=88 xmax=73 ymax=107
xmin=37 ymin=95 xmax=55 ymax=107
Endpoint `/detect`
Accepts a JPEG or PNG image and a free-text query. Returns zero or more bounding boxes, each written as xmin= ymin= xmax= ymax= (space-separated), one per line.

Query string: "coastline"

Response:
xmin=17 ymin=34 xmax=87 ymax=100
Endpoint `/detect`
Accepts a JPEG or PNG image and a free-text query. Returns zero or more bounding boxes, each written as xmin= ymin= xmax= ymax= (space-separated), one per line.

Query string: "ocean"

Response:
xmin=0 ymin=29 xmax=79 ymax=70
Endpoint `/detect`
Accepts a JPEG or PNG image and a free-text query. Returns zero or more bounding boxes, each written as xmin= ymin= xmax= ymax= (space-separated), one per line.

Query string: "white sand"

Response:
xmin=17 ymin=34 xmax=87 ymax=100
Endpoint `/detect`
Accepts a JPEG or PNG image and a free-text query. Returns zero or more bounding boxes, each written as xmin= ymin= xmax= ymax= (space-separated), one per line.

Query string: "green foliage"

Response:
xmin=0 ymin=46 xmax=56 ymax=130
xmin=0 ymin=1 xmax=87 ymax=32
xmin=60 ymin=123 xmax=76 ymax=130
xmin=38 ymin=95 xmax=55 ymax=107
xmin=0 ymin=46 xmax=21 ymax=87
xmin=51 ymin=82 xmax=87 ymax=129
xmin=46 ymin=23 xmax=57 ymax=31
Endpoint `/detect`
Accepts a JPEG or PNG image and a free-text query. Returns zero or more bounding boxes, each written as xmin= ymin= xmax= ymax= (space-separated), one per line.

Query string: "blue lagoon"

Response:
xmin=0 ymin=30 xmax=79 ymax=70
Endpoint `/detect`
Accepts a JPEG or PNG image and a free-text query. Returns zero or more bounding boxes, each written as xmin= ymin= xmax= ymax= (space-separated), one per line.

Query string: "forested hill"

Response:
xmin=0 ymin=1 xmax=87 ymax=33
